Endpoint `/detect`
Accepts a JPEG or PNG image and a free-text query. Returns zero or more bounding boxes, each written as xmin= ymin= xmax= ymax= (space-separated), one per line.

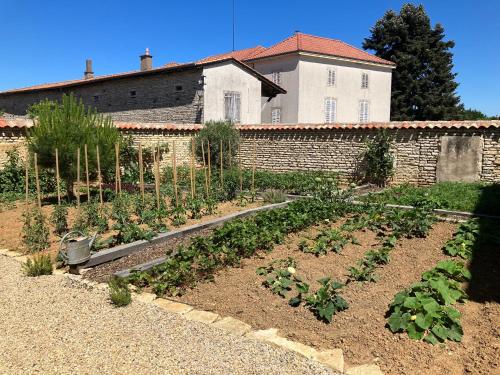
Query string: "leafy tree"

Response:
xmin=195 ymin=120 xmax=239 ymax=168
xmin=27 ymin=94 xmax=120 ymax=197
xmin=363 ymin=4 xmax=462 ymax=121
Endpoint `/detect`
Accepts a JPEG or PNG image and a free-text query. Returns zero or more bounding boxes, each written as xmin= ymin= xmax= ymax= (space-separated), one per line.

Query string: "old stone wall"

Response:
xmin=0 ymin=69 xmax=204 ymax=123
xmin=1 ymin=119 xmax=499 ymax=185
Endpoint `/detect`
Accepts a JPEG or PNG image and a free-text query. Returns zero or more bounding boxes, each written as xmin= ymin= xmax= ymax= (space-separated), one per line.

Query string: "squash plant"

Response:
xmin=299 ymin=229 xmax=358 ymax=256
xmin=304 ymin=278 xmax=348 ymax=323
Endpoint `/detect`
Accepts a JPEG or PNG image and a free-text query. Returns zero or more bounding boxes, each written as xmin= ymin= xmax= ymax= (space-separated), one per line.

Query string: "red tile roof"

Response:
xmin=199 ymin=33 xmax=394 ymax=67
xmin=246 ymin=33 xmax=395 ymax=66
xmin=197 ymin=46 xmax=267 ymax=63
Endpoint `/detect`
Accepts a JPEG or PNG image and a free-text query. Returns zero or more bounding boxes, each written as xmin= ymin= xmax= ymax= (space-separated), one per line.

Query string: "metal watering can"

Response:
xmin=59 ymin=231 xmax=97 ymax=265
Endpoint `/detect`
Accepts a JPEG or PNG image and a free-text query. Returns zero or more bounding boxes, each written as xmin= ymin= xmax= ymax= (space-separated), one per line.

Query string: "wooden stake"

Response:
xmin=201 ymin=141 xmax=209 ymax=198
xmin=238 ymin=142 xmax=242 ymax=192
xmin=96 ymin=145 xmax=103 ymax=206
xmin=24 ymin=155 xmax=29 ymax=210
xmin=220 ymin=139 xmax=224 ymax=187
xmin=252 ymin=139 xmax=256 ymax=193
xmin=76 ymin=148 xmax=80 ymax=207
xmin=115 ymin=143 xmax=121 ymax=195
xmin=84 ymin=144 xmax=90 ymax=203
xmin=138 ymin=142 xmax=145 ymax=202
xmin=34 ymin=153 xmax=41 ymax=208
xmin=207 ymin=140 xmax=211 ymax=188
xmin=55 ymin=148 xmax=61 ymax=205
xmin=155 ymin=144 xmax=161 ymax=210
xmin=228 ymin=139 xmax=232 ymax=169
xmin=172 ymin=141 xmax=179 ymax=207
xmin=190 ymin=138 xmax=195 ymax=199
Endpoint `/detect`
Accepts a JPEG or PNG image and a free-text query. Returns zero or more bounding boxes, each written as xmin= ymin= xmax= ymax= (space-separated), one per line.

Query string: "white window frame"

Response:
xmin=224 ymin=91 xmax=241 ymax=123
xmin=361 ymin=72 xmax=369 ymax=89
xmin=324 ymin=97 xmax=337 ymax=124
xmin=359 ymin=100 xmax=370 ymax=123
xmin=271 ymin=71 xmax=282 ymax=85
xmin=327 ymin=68 xmax=336 ymax=86
xmin=271 ymin=107 xmax=281 ymax=124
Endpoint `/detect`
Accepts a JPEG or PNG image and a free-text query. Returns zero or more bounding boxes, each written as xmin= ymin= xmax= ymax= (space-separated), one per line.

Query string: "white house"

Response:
xmin=200 ymin=33 xmax=395 ymax=124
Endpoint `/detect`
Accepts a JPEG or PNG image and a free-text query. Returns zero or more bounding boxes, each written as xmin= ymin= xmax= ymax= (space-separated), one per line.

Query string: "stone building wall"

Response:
xmin=0 ymin=69 xmax=204 ymax=123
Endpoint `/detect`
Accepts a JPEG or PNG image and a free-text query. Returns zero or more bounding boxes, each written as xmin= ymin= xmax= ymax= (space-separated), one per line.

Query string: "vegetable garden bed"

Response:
xmin=105 ymin=192 xmax=499 ymax=375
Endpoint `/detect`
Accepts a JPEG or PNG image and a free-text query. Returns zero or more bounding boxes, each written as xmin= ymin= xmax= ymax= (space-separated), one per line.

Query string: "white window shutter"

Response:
xmin=271 ymin=108 xmax=281 ymax=124
xmin=328 ymin=69 xmax=336 ymax=86
xmin=325 ymin=98 xmax=336 ymax=123
xmin=359 ymin=100 xmax=369 ymax=122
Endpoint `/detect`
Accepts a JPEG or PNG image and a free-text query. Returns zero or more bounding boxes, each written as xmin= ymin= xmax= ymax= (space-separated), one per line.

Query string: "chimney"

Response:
xmin=84 ymin=59 xmax=94 ymax=79
xmin=140 ymin=48 xmax=153 ymax=71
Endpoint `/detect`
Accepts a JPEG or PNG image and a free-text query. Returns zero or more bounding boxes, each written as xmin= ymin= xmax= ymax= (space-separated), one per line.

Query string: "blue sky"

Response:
xmin=1 ymin=0 xmax=499 ymax=116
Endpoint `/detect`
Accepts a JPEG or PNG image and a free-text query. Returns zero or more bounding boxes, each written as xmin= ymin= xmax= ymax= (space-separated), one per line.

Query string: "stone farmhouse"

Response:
xmin=0 ymin=32 xmax=394 ymax=124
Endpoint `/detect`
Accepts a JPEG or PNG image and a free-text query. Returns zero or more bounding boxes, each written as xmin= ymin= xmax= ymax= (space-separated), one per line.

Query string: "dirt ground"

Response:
xmin=173 ymin=221 xmax=499 ymax=375
xmin=0 ymin=199 xmax=262 ymax=257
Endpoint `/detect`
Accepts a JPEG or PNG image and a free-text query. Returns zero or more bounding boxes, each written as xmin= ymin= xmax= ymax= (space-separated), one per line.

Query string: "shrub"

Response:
xmin=27 ymin=94 xmax=121 ymax=197
xmin=363 ymin=129 xmax=394 ymax=186
xmin=108 ymin=277 xmax=132 ymax=307
xmin=50 ymin=204 xmax=69 ymax=236
xmin=22 ymin=254 xmax=53 ymax=276
xmin=195 ymin=121 xmax=239 ymax=169
xmin=22 ymin=207 xmax=50 ymax=253
xmin=0 ymin=148 xmax=25 ymax=193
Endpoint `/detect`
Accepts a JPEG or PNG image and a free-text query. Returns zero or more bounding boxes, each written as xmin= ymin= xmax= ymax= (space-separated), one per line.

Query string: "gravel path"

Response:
xmin=0 ymin=256 xmax=336 ymax=375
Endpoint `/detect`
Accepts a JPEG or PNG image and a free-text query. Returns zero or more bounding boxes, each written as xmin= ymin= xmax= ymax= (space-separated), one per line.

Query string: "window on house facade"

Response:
xmin=327 ymin=69 xmax=336 ymax=86
xmin=324 ymin=97 xmax=337 ymax=123
xmin=175 ymin=85 xmax=183 ymax=91
xmin=359 ymin=100 xmax=369 ymax=122
xmin=224 ymin=91 xmax=241 ymax=122
xmin=129 ymin=90 xmax=137 ymax=98
xmin=93 ymin=95 xmax=100 ymax=103
xmin=271 ymin=108 xmax=281 ymax=124
xmin=272 ymin=71 xmax=282 ymax=85
xmin=361 ymin=72 xmax=369 ymax=89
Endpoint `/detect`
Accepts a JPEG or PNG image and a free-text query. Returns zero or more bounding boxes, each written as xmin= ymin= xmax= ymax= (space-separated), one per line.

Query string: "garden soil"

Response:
xmin=174 ymin=221 xmax=499 ymax=375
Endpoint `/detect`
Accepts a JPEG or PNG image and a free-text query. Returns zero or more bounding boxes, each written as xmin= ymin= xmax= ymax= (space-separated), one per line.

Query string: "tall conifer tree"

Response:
xmin=363 ymin=4 xmax=462 ymax=120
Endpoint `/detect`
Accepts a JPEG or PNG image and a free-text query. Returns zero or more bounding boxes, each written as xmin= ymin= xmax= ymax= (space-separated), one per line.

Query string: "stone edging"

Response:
xmin=0 ymin=249 xmax=383 ymax=374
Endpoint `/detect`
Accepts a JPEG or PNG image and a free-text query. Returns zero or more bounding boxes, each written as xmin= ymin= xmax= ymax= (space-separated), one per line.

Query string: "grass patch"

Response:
xmin=22 ymin=254 xmax=53 ymax=276
xmin=363 ymin=182 xmax=500 ymax=215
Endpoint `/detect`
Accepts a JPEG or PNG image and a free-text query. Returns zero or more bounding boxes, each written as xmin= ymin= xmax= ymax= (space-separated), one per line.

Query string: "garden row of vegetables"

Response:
xmin=123 ymin=179 xmax=498 ymax=346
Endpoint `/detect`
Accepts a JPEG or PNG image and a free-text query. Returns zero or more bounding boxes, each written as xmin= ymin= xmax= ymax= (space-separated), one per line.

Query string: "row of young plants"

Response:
xmin=256 ymin=258 xmax=348 ymax=323
xmin=127 ymin=180 xmax=354 ymax=296
xmin=385 ymin=217 xmax=494 ymax=345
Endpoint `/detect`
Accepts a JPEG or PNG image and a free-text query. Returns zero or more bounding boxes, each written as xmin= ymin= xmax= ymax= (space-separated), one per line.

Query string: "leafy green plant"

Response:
xmin=299 ymin=229 xmax=357 ymax=256
xmin=443 ymin=219 xmax=480 ymax=259
xmin=363 ymin=127 xmax=394 ymax=186
xmin=108 ymin=277 xmax=132 ymax=307
xmin=348 ymin=262 xmax=377 ymax=282
xmin=22 ymin=207 xmax=50 ymax=253
xmin=73 ymin=200 xmax=108 ymax=233
xmin=170 ymin=205 xmax=187 ymax=227
xmin=195 ymin=120 xmax=239 ymax=168
xmin=422 ymin=260 xmax=471 ymax=282
xmin=112 ymin=222 xmax=154 ymax=245
xmin=387 ymin=279 xmax=465 ymax=344
xmin=256 ymin=258 xmax=303 ymax=298
xmin=50 ymin=204 xmax=68 ymax=236
xmin=22 ymin=254 xmax=53 ymax=276
xmin=304 ymin=278 xmax=348 ymax=323
xmin=186 ymin=197 xmax=204 ymax=219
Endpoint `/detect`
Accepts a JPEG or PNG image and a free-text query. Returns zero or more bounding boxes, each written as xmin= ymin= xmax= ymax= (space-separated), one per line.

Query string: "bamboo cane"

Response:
xmin=84 ymin=144 xmax=90 ymax=203
xmin=252 ymin=139 xmax=256 ymax=193
xmin=228 ymin=139 xmax=232 ymax=169
xmin=34 ymin=153 xmax=41 ymax=208
xmin=96 ymin=145 xmax=103 ymax=206
xmin=172 ymin=141 xmax=179 ymax=207
xmin=138 ymin=142 xmax=145 ymax=202
xmin=190 ymin=138 xmax=195 ymax=199
xmin=201 ymin=141 xmax=209 ymax=198
xmin=238 ymin=142 xmax=242 ymax=192
xmin=55 ymin=148 xmax=61 ymax=205
xmin=207 ymin=140 xmax=211 ymax=189
xmin=24 ymin=155 xmax=29 ymax=210
xmin=153 ymin=145 xmax=160 ymax=210
xmin=220 ymin=140 xmax=224 ymax=187
xmin=76 ymin=148 xmax=80 ymax=207
xmin=115 ymin=143 xmax=121 ymax=194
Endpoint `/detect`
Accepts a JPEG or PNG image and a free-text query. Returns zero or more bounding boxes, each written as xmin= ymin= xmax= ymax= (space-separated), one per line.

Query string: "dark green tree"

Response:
xmin=363 ymin=4 xmax=462 ymax=121
xmin=27 ymin=94 xmax=121 ymax=197
xmin=195 ymin=120 xmax=239 ymax=168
